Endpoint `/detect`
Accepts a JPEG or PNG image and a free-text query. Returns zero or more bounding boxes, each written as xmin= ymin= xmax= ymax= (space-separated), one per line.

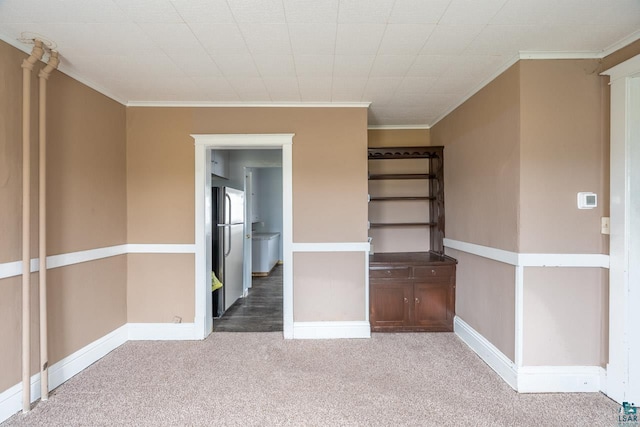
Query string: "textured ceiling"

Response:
xmin=1 ymin=0 xmax=639 ymax=126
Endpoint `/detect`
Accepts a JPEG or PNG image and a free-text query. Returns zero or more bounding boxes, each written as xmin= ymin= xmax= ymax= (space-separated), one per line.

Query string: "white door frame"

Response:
xmin=602 ymin=54 xmax=640 ymax=403
xmin=192 ymin=134 xmax=294 ymax=339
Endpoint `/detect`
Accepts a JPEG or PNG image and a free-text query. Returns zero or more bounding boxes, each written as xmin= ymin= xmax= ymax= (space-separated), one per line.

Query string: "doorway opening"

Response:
xmin=211 ymin=157 xmax=284 ymax=332
xmin=192 ymin=134 xmax=294 ymax=340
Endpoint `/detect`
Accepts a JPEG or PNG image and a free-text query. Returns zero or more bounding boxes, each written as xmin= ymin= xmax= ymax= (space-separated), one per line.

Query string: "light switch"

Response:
xmin=601 ymin=217 xmax=610 ymax=235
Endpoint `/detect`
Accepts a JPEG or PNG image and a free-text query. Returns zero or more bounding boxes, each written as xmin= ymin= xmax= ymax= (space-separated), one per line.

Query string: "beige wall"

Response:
xmin=368 ymin=128 xmax=430 ymax=147
xmin=523 ymin=267 xmax=608 ymax=366
xmin=126 ymin=107 xmax=368 ymax=322
xmin=127 ymin=254 xmax=195 ymax=323
xmin=448 ymin=249 xmax=516 ymax=361
xmin=0 ymin=40 xmax=39 ymax=264
xmin=0 ymin=40 xmax=127 ymax=392
xmin=518 ymin=59 xmax=610 ymax=367
xmin=0 ymin=275 xmax=39 ymax=391
xmin=293 ymin=252 xmax=365 ymax=321
xmin=432 ymin=59 xmax=611 ymax=367
xmin=519 ymin=59 xmax=608 ymax=254
xmin=431 ymin=63 xmax=521 ymax=252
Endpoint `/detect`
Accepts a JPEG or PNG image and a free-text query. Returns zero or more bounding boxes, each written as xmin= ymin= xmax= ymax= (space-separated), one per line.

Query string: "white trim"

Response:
xmin=430 ymin=37 xmax=640 ymax=128
xmin=0 ymin=325 xmax=128 ymax=424
xmin=367 ymin=125 xmax=430 ymax=130
xmin=192 ymin=133 xmax=295 ymax=148
xmin=602 ymin=54 xmax=640 ymax=404
xmin=127 ymin=323 xmax=197 ymax=341
xmin=46 ymin=245 xmax=128 ymax=269
xmin=129 ymin=101 xmax=371 ymax=108
xmin=364 ymin=251 xmax=370 ymax=322
xmin=282 ymin=143 xmax=294 ymax=339
xmin=455 ymin=317 xmax=606 ymax=393
xmin=603 ymin=54 xmax=640 ymax=82
xmin=454 ymin=317 xmax=518 ymax=390
xmin=519 ymin=51 xmax=602 ymax=60
xmin=602 ymin=30 xmax=640 ymax=59
xmin=292 ymin=242 xmax=370 ymax=252
xmin=0 ymin=34 xmax=127 ymax=105
xmin=292 ymin=321 xmax=371 ymax=339
xmin=0 ymin=244 xmax=197 ymax=280
xmin=517 ymin=366 xmax=606 ymax=393
xmin=443 ymin=238 xmax=609 ymax=268
xmin=444 ymin=238 xmax=519 ymax=265
xmin=192 ymin=134 xmax=295 ymax=340
xmin=431 ymin=54 xmax=520 ymax=127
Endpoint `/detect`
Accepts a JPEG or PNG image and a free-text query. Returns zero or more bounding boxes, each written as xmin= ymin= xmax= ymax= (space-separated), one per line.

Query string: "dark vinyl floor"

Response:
xmin=213 ymin=264 xmax=283 ymax=332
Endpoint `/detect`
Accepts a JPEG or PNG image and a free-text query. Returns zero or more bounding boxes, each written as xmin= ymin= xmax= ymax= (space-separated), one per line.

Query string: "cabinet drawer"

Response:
xmin=370 ymin=267 xmax=410 ymax=278
xmin=413 ymin=266 xmax=453 ymax=279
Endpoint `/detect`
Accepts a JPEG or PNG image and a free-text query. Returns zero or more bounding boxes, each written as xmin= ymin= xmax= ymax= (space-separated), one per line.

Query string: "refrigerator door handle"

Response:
xmin=225 ymin=193 xmax=232 ymax=224
xmin=224 ymin=225 xmax=232 ymax=257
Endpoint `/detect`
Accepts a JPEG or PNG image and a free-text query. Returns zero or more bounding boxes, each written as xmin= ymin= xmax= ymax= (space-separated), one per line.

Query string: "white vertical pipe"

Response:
xmin=38 ymin=50 xmax=59 ymax=402
xmin=21 ymin=39 xmax=44 ymax=414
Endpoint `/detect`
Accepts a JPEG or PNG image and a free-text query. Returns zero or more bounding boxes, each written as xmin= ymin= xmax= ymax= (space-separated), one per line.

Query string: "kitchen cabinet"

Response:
xmin=212 ymin=150 xmax=229 ymax=179
xmin=252 ymin=233 xmax=280 ymax=276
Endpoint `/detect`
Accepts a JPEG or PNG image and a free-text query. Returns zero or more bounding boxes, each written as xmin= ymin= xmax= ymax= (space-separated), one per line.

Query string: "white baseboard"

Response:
xmin=292 ymin=321 xmax=371 ymax=339
xmin=454 ymin=316 xmax=518 ymax=390
xmin=127 ymin=323 xmax=197 ymax=341
xmin=0 ymin=325 xmax=128 ymax=424
xmin=517 ymin=366 xmax=606 ymax=393
xmin=455 ymin=316 xmax=607 ymax=393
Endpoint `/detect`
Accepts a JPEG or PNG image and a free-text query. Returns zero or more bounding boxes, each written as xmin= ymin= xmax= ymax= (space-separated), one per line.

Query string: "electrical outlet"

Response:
xmin=173 ymin=316 xmax=182 ymax=324
xmin=601 ymin=217 xmax=610 ymax=235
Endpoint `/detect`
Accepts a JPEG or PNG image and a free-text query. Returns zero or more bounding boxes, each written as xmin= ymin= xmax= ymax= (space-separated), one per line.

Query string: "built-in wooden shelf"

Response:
xmin=369 ymin=196 xmax=435 ymax=201
xmin=367 ymin=145 xmax=445 ymax=255
xmin=369 ymin=222 xmax=437 ymax=228
xmin=368 ymin=173 xmax=435 ymax=180
xmin=368 ymin=147 xmax=443 ymax=159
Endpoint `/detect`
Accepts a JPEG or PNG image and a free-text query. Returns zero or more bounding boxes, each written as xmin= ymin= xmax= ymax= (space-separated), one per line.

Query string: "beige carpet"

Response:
xmin=3 ymin=333 xmax=619 ymax=426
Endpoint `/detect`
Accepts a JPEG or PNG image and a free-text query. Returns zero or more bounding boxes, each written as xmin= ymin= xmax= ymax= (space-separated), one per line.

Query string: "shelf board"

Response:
xmin=369 ymin=222 xmax=436 ymax=228
xmin=370 ymin=196 xmax=434 ymax=201
xmin=368 ymin=146 xmax=443 ymax=159
xmin=368 ymin=173 xmax=435 ymax=180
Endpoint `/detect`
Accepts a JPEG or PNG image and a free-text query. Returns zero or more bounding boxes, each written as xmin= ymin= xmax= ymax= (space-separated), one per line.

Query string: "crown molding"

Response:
xmin=602 ymin=29 xmax=640 ymax=59
xmin=126 ymin=101 xmax=371 ymax=108
xmin=0 ymin=33 xmax=128 ymax=105
xmin=430 ymin=53 xmax=521 ymax=128
xmin=429 ymin=40 xmax=640 ymax=128
xmin=367 ymin=125 xmax=430 ymax=130
xmin=518 ymin=51 xmax=602 ymax=60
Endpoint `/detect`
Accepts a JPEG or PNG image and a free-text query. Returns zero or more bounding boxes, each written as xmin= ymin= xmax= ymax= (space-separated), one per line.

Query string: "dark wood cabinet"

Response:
xmin=370 ymin=252 xmax=456 ymax=332
xmin=367 ymin=146 xmax=456 ymax=332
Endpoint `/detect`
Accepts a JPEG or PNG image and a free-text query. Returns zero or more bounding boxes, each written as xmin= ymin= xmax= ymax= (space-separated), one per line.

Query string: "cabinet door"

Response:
xmin=212 ymin=150 xmax=229 ymax=179
xmin=413 ymin=282 xmax=454 ymax=330
xmin=370 ymin=282 xmax=412 ymax=328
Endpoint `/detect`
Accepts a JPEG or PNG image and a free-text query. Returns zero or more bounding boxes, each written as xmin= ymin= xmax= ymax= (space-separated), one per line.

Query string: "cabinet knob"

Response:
xmin=404 ymin=297 xmax=408 ymax=303
xmin=431 ymin=269 xmax=436 ymax=275
xmin=415 ymin=297 xmax=420 ymax=304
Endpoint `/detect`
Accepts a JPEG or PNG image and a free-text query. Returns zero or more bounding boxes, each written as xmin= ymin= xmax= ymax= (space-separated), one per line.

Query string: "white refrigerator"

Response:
xmin=213 ymin=187 xmax=245 ymax=314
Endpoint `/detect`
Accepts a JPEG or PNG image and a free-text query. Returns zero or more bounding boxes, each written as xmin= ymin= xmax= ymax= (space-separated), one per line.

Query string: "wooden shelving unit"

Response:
xmin=367 ymin=146 xmax=445 ymax=253
xmin=367 ymin=146 xmax=456 ymax=333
